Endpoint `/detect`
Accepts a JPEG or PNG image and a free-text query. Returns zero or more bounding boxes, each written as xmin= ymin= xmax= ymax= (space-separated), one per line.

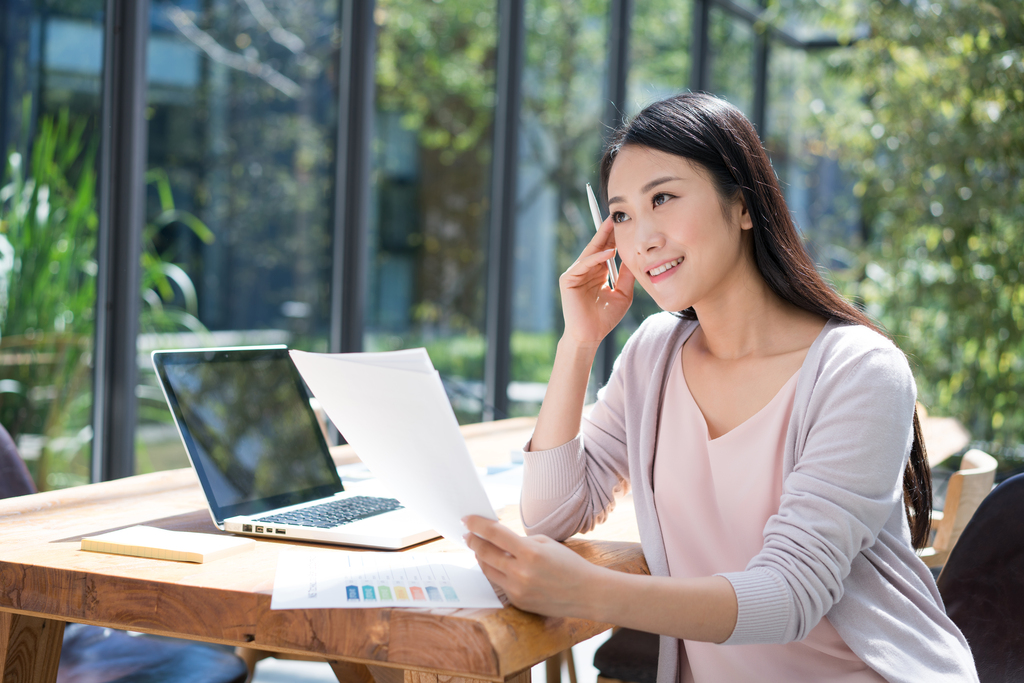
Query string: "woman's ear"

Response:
xmin=736 ymin=196 xmax=754 ymax=231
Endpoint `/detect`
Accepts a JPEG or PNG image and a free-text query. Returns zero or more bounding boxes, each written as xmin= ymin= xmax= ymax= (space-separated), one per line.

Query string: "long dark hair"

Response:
xmin=600 ymin=92 xmax=932 ymax=550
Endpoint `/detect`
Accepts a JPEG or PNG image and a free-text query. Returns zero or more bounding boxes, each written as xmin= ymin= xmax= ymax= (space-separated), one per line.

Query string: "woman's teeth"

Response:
xmin=650 ymin=257 xmax=683 ymax=276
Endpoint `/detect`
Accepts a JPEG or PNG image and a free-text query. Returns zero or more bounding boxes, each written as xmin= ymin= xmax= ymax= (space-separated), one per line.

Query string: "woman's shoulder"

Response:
xmin=811 ymin=319 xmax=914 ymax=389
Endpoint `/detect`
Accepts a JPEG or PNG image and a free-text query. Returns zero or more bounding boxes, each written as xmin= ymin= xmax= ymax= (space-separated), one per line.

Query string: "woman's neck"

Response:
xmin=690 ymin=267 xmax=824 ymax=361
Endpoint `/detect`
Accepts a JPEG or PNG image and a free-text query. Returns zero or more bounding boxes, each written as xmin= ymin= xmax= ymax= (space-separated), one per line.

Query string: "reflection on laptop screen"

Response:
xmin=161 ymin=356 xmax=339 ymax=509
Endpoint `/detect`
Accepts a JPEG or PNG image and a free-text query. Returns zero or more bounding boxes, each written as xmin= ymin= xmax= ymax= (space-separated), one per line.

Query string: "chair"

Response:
xmin=935 ymin=472 xmax=1024 ymax=682
xmin=0 ymin=423 xmax=249 ymax=683
xmin=0 ymin=421 xmax=36 ymax=498
xmin=918 ymin=449 xmax=997 ymax=569
xmin=594 ymin=628 xmax=658 ymax=683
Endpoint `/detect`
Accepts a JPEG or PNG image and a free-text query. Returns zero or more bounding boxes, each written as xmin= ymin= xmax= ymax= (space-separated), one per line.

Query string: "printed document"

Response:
xmin=289 ymin=348 xmax=497 ymax=545
xmin=271 ymin=549 xmax=502 ymax=609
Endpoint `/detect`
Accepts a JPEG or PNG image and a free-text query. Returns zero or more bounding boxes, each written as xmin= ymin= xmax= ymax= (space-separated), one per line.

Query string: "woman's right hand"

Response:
xmin=558 ymin=215 xmax=636 ymax=347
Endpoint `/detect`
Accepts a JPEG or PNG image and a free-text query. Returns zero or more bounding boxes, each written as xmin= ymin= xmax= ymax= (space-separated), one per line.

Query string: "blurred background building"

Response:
xmin=1 ymin=0 xmax=1021 ymax=490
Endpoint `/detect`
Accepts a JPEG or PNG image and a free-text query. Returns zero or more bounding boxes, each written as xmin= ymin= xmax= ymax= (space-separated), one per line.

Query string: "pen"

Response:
xmin=587 ymin=183 xmax=618 ymax=290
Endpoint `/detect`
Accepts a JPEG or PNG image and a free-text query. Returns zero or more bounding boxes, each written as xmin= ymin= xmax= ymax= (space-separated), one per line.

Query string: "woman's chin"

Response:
xmin=646 ymin=291 xmax=692 ymax=314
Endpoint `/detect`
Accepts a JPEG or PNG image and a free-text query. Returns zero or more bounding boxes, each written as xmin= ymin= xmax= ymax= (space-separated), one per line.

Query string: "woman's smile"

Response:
xmin=647 ymin=256 xmax=684 ymax=282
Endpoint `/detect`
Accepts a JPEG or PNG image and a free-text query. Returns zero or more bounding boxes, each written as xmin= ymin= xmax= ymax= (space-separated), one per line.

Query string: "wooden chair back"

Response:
xmin=920 ymin=449 xmax=997 ymax=568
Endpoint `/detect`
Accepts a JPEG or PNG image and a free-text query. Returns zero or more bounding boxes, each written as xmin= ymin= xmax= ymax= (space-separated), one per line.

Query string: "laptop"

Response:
xmin=151 ymin=345 xmax=440 ymax=550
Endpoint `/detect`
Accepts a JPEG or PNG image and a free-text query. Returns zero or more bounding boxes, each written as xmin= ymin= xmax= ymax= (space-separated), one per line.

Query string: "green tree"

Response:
xmin=0 ymin=109 xmax=98 ymax=488
xmin=374 ymin=0 xmax=497 ymax=337
xmin=820 ymin=0 xmax=1024 ymax=444
xmin=1 ymin=106 xmax=214 ymax=489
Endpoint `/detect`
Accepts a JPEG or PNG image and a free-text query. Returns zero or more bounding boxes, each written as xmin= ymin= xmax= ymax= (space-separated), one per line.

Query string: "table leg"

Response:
xmin=544 ymin=650 xmax=576 ymax=683
xmin=0 ymin=612 xmax=65 ymax=683
xmin=366 ymin=665 xmax=530 ymax=683
xmin=545 ymin=656 xmax=560 ymax=683
xmin=329 ymin=659 xmax=376 ymax=683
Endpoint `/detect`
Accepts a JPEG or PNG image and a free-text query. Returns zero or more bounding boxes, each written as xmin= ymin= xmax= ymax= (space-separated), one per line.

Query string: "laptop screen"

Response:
xmin=153 ymin=346 xmax=343 ymax=523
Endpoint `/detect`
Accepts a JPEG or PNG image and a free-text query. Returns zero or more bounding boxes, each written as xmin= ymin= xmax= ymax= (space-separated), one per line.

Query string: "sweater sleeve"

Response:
xmin=719 ymin=340 xmax=917 ymax=645
xmin=519 ymin=332 xmax=637 ymax=541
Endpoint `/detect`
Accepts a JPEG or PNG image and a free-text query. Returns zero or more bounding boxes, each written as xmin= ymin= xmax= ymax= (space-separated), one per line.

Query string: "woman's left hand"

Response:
xmin=463 ymin=515 xmax=603 ymax=618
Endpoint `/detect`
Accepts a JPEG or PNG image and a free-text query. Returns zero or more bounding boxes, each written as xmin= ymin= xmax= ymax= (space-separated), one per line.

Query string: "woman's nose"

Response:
xmin=635 ymin=215 xmax=664 ymax=253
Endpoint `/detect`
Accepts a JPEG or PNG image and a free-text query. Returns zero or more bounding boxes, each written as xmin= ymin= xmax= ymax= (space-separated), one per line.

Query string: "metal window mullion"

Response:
xmin=752 ymin=32 xmax=769 ymax=136
xmin=710 ymin=0 xmax=849 ymax=50
xmin=92 ymin=0 xmax=150 ymax=482
xmin=594 ymin=0 xmax=633 ymax=386
xmin=0 ymin=2 xmax=11 ymax=156
xmin=483 ymin=0 xmax=525 ymax=422
xmin=691 ymin=0 xmax=711 ymax=91
xmin=605 ymin=0 xmax=632 ymax=126
xmin=330 ymin=0 xmax=377 ymax=355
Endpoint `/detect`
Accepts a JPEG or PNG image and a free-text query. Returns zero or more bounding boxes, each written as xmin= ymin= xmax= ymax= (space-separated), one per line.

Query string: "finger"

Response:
xmin=463 ymin=515 xmax=528 ymax=556
xmin=579 ymin=215 xmax=617 ymax=256
xmin=467 ymin=538 xmax=510 ymax=580
xmin=564 ymin=248 xmax=617 ymax=282
xmin=614 ymin=261 xmax=636 ymax=294
xmin=476 ymin=560 xmax=509 ymax=588
xmin=465 ymin=532 xmax=515 ymax=572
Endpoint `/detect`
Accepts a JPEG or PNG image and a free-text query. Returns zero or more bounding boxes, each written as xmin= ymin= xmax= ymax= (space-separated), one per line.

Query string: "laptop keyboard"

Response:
xmin=254 ymin=496 xmax=403 ymax=529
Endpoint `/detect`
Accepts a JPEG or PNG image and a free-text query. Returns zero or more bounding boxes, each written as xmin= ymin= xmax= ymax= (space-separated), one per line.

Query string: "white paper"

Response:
xmin=290 ymin=349 xmax=497 ymax=545
xmin=270 ymin=549 xmax=502 ymax=609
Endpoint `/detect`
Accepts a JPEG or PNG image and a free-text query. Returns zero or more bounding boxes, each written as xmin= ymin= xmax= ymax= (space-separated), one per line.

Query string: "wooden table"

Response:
xmin=0 ymin=417 xmax=647 ymax=683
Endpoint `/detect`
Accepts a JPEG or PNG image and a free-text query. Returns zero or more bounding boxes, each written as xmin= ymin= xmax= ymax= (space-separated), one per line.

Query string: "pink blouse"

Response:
xmin=653 ymin=347 xmax=884 ymax=682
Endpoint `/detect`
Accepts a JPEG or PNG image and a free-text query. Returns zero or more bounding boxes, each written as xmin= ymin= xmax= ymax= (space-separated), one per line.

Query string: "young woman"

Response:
xmin=464 ymin=93 xmax=977 ymax=682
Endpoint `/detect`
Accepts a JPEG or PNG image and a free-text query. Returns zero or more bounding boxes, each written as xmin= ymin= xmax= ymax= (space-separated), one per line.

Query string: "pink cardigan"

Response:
xmin=520 ymin=312 xmax=977 ymax=683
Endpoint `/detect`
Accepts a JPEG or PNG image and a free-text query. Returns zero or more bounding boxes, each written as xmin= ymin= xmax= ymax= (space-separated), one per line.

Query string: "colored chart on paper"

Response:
xmin=270 ymin=550 xmax=502 ymax=610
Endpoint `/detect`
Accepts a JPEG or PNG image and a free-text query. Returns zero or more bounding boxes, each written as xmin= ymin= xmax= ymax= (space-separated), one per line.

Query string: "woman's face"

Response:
xmin=607 ymin=145 xmax=754 ymax=313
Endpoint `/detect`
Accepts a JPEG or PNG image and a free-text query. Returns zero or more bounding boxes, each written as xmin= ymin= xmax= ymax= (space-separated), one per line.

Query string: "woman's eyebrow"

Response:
xmin=607 ymin=176 xmax=680 ymax=205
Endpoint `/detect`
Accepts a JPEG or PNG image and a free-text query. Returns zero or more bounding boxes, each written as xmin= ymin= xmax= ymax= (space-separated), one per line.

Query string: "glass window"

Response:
xmin=614 ymin=0 xmax=693 ymax=352
xmin=137 ymin=1 xmax=341 ymax=473
xmin=0 ymin=0 xmax=105 ymax=490
xmin=367 ymin=0 xmax=497 ymax=423
xmin=706 ymin=6 xmax=755 ymax=118
xmin=772 ymin=0 xmax=866 ymax=46
xmin=765 ymin=44 xmax=862 ymax=271
xmin=508 ymin=0 xmax=610 ymax=417
xmin=627 ymin=0 xmax=691 ymax=115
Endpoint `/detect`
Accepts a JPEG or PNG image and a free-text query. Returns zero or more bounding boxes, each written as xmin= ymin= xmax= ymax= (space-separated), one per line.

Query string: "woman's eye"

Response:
xmin=611 ymin=211 xmax=628 ymax=223
xmin=652 ymin=192 xmax=671 ymax=207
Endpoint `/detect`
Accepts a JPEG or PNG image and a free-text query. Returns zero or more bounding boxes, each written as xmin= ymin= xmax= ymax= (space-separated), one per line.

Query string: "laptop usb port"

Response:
xmin=255 ymin=526 xmax=264 ymax=533
xmin=275 ymin=529 xmax=286 ymax=535
xmin=242 ymin=524 xmax=252 ymax=532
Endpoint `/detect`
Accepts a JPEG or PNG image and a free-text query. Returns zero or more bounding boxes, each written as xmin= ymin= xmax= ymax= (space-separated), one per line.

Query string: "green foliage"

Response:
xmin=820 ymin=0 xmax=1024 ymax=442
xmin=140 ymin=168 xmax=214 ymax=336
xmin=373 ymin=0 xmax=497 ymax=343
xmin=375 ymin=0 xmax=497 ymax=160
xmin=510 ymin=330 xmax=558 ymax=383
xmin=0 ymin=108 xmax=98 ymax=489
xmin=0 ymin=104 xmax=215 ymax=489
xmin=629 ymin=0 xmax=692 ymax=110
xmin=519 ymin=0 xmax=612 ymax=348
